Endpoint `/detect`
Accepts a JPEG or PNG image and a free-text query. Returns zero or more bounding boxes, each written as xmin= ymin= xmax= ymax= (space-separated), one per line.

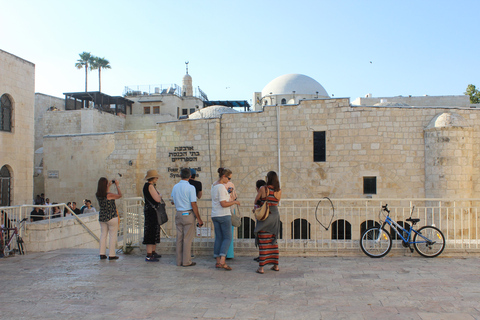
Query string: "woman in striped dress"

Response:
xmin=253 ymin=171 xmax=281 ymax=274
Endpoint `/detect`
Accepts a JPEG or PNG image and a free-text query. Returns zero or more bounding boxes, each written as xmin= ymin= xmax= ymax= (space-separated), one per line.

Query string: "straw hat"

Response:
xmin=144 ymin=169 xmax=160 ymax=180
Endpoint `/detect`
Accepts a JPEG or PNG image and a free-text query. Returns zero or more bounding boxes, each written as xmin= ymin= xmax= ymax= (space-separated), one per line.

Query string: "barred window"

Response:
xmin=0 ymin=94 xmax=12 ymax=132
xmin=363 ymin=176 xmax=377 ymax=194
xmin=313 ymin=131 xmax=326 ymax=162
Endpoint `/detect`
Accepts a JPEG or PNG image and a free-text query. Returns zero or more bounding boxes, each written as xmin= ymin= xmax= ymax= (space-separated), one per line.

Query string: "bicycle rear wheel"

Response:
xmin=360 ymin=227 xmax=392 ymax=258
xmin=3 ymin=242 xmax=12 ymax=257
xmin=413 ymin=226 xmax=445 ymax=258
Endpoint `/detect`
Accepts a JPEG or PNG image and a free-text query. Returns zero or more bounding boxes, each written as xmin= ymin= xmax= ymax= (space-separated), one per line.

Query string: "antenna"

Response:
xmin=185 ymin=61 xmax=189 ymax=74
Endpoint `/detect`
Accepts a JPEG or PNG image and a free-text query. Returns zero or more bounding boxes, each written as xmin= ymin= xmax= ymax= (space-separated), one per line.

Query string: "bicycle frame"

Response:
xmin=1 ymin=218 xmax=27 ymax=256
xmin=382 ymin=213 xmax=435 ymax=246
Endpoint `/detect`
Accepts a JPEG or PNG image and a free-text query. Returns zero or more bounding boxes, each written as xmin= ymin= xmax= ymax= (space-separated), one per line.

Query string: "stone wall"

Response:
xmin=124 ymin=114 xmax=177 ymax=130
xmin=352 ymin=95 xmax=471 ymax=107
xmin=24 ymin=212 xmax=100 ymax=252
xmin=43 ymin=98 xmax=480 ymax=215
xmin=34 ymin=93 xmax=65 ymax=150
xmin=43 ymin=109 xmax=124 ymax=136
xmin=0 ymin=49 xmax=35 ymax=205
xmin=152 ymin=99 xmax=480 ymax=203
xmin=105 ymin=130 xmax=158 ymax=198
xmin=43 ymin=133 xmax=116 ymax=209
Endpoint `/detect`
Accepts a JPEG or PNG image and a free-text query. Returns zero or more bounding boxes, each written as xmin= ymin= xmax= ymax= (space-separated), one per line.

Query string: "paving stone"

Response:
xmin=0 ymin=249 xmax=479 ymax=319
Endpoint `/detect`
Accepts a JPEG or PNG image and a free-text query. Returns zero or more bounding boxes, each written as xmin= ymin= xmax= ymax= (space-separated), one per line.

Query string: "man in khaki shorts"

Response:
xmin=170 ymin=168 xmax=204 ymax=267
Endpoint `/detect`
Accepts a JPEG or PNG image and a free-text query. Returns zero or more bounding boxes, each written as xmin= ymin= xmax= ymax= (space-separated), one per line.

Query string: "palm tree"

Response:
xmin=90 ymin=56 xmax=111 ymax=92
xmin=75 ymin=52 xmax=92 ymax=92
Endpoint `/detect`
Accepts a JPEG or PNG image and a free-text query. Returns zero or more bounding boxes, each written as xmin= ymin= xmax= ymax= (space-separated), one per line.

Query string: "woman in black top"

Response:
xmin=143 ymin=170 xmax=163 ymax=262
xmin=96 ymin=177 xmax=122 ymax=260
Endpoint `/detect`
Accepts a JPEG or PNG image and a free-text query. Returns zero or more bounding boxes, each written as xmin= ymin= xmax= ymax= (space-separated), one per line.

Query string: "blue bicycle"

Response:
xmin=360 ymin=204 xmax=445 ymax=258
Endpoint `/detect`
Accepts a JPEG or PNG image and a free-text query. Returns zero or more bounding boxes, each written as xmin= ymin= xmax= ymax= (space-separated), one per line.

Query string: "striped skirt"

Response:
xmin=258 ymin=231 xmax=279 ymax=266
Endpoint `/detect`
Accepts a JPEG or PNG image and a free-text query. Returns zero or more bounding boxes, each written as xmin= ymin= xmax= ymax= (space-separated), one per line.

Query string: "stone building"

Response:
xmin=0 ymin=49 xmax=35 ymax=206
xmin=40 ymin=73 xmax=480 ymax=208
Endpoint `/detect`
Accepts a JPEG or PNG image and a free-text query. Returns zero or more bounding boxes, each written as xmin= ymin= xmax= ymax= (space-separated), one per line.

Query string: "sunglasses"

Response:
xmin=228 ymin=177 xmax=231 ymax=180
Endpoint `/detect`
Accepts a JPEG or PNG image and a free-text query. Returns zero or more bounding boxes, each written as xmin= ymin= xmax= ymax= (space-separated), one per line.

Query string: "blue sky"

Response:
xmin=1 ymin=0 xmax=479 ymax=104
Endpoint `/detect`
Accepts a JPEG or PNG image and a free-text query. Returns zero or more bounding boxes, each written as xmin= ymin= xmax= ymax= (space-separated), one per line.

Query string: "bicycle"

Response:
xmin=1 ymin=217 xmax=28 ymax=257
xmin=360 ymin=204 xmax=445 ymax=258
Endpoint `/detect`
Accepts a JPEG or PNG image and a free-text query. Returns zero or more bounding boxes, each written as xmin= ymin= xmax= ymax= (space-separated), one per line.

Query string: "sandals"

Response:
xmin=256 ymin=268 xmax=264 ymax=274
xmin=218 ymin=263 xmax=232 ymax=271
xmin=271 ymin=266 xmax=279 ymax=272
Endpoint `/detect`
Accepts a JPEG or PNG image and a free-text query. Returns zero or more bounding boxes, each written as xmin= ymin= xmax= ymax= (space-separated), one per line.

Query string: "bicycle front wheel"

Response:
xmin=413 ymin=226 xmax=445 ymax=258
xmin=360 ymin=227 xmax=392 ymax=258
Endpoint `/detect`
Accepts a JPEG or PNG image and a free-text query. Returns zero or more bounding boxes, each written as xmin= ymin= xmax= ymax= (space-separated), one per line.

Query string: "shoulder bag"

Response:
xmin=254 ymin=187 xmax=270 ymax=221
xmin=231 ymin=205 xmax=242 ymax=227
xmin=146 ymin=198 xmax=168 ymax=226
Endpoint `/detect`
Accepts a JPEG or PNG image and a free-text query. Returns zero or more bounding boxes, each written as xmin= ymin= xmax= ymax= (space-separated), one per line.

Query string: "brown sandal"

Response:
xmin=215 ymin=263 xmax=222 ymax=268
xmin=270 ymin=266 xmax=279 ymax=271
xmin=256 ymin=268 xmax=264 ymax=274
xmin=219 ymin=263 xmax=232 ymax=271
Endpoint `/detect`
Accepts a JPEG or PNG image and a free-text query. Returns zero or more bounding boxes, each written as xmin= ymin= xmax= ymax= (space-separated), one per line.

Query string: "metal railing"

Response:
xmin=121 ymin=198 xmax=480 ymax=253
xmin=0 ymin=203 xmax=100 ymax=251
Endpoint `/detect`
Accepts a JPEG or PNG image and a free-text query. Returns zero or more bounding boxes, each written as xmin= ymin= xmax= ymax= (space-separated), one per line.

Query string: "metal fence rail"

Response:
xmin=122 ymin=198 xmax=480 ymax=253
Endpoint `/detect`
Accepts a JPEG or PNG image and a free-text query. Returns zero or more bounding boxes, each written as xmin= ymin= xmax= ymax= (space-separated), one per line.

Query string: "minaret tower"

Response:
xmin=182 ymin=61 xmax=193 ymax=97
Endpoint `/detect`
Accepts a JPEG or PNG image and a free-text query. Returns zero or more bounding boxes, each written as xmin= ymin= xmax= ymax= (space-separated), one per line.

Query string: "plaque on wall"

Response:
xmin=47 ymin=171 xmax=59 ymax=179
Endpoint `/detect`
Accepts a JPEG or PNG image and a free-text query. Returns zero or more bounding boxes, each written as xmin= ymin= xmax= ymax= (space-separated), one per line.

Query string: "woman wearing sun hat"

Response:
xmin=143 ymin=169 xmax=163 ymax=262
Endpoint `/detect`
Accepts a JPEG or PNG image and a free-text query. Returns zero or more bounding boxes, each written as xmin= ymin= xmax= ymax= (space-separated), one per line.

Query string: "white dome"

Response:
xmin=183 ymin=74 xmax=192 ymax=81
xmin=189 ymin=105 xmax=239 ymax=119
xmin=261 ymin=74 xmax=329 ymax=97
xmin=425 ymin=112 xmax=470 ymax=129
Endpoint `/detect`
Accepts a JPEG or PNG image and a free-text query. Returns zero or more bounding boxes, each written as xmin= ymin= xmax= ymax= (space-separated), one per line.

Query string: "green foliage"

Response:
xmin=464 ymin=84 xmax=480 ymax=104
xmin=75 ymin=52 xmax=112 ymax=92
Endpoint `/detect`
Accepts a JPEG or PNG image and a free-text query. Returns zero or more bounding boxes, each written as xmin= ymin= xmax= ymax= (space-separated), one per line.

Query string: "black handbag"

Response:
xmin=146 ymin=199 xmax=168 ymax=226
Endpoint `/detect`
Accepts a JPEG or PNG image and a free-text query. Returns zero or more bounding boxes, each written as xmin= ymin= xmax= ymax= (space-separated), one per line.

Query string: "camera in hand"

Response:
xmin=112 ymin=180 xmax=116 ymax=183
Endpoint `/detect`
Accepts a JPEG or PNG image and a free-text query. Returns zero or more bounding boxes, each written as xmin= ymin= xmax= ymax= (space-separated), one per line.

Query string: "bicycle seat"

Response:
xmin=406 ymin=218 xmax=420 ymax=224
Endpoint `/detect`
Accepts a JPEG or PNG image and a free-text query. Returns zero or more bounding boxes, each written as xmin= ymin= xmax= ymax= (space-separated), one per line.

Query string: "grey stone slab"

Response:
xmin=0 ymin=249 xmax=479 ymax=319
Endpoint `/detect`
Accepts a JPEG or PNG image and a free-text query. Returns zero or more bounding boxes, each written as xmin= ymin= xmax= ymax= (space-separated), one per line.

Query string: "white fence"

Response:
xmin=122 ymin=198 xmax=480 ymax=254
xmin=1 ymin=204 xmax=100 ymax=254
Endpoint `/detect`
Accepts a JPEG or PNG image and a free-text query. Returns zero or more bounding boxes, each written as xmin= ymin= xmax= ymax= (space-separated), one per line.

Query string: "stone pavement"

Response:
xmin=0 ymin=249 xmax=479 ymax=320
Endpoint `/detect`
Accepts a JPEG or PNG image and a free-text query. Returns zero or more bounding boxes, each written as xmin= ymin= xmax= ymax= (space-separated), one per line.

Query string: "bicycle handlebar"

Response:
xmin=382 ymin=204 xmax=390 ymax=213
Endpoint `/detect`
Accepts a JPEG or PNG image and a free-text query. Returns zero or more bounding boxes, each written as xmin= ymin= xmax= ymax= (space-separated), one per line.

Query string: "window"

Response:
xmin=189 ymin=108 xmax=195 ymax=114
xmin=0 ymin=94 xmax=12 ymax=132
xmin=153 ymin=106 xmax=160 ymax=114
xmin=360 ymin=220 xmax=380 ymax=236
xmin=291 ymin=218 xmax=311 ymax=239
xmin=0 ymin=165 xmax=11 ymax=206
xmin=281 ymin=98 xmax=286 ymax=105
xmin=363 ymin=177 xmax=377 ymax=194
xmin=331 ymin=219 xmax=352 ymax=240
xmin=238 ymin=217 xmax=255 ymax=239
xmin=182 ymin=109 xmax=188 ymax=115
xmin=143 ymin=107 xmax=150 ymax=114
xmin=313 ymin=131 xmax=326 ymax=162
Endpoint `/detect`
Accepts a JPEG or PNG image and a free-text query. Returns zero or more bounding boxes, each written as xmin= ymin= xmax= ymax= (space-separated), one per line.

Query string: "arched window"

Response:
xmin=291 ymin=218 xmax=310 ymax=239
xmin=238 ymin=217 xmax=255 ymax=239
xmin=0 ymin=165 xmax=11 ymax=206
xmin=390 ymin=221 xmax=411 ymax=241
xmin=0 ymin=94 xmax=13 ymax=132
xmin=360 ymin=220 xmax=380 ymax=236
xmin=281 ymin=98 xmax=286 ymax=105
xmin=331 ymin=219 xmax=352 ymax=240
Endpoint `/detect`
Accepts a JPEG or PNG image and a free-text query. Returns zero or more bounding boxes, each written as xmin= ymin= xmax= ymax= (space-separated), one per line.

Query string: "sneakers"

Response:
xmin=152 ymin=252 xmax=162 ymax=259
xmin=99 ymin=255 xmax=107 ymax=260
xmin=145 ymin=256 xmax=159 ymax=262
